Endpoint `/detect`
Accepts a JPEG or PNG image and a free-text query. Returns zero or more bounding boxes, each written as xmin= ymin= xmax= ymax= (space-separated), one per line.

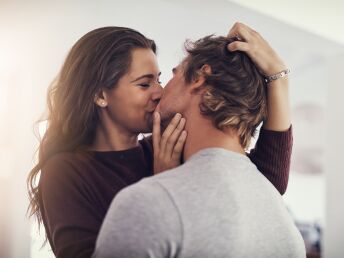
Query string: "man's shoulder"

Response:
xmin=110 ymin=176 xmax=181 ymax=224
xmin=95 ymin=166 xmax=183 ymax=258
xmin=116 ymin=177 xmax=169 ymax=205
xmin=141 ymin=164 xmax=192 ymax=189
xmin=114 ymin=168 xmax=192 ymax=214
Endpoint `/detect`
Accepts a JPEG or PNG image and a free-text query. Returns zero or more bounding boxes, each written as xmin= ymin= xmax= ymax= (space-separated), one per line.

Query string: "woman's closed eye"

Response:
xmin=138 ymin=79 xmax=162 ymax=88
xmin=138 ymin=83 xmax=151 ymax=88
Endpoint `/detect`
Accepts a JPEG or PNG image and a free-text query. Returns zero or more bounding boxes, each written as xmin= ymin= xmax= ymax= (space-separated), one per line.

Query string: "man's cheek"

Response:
xmin=161 ymin=115 xmax=174 ymax=133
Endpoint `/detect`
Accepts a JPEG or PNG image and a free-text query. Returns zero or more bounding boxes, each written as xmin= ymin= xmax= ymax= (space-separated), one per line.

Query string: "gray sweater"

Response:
xmin=93 ymin=148 xmax=306 ymax=258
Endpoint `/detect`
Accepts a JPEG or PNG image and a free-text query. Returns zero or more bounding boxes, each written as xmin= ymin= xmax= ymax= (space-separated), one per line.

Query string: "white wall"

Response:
xmin=229 ymin=0 xmax=344 ymax=45
xmin=324 ymin=54 xmax=344 ymax=258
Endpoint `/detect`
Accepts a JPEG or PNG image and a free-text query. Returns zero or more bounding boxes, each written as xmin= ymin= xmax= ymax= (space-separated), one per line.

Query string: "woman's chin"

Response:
xmin=144 ymin=112 xmax=154 ymax=132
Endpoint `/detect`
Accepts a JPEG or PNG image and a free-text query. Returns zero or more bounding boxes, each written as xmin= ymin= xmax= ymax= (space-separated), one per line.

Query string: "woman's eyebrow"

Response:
xmin=131 ymin=72 xmax=161 ymax=83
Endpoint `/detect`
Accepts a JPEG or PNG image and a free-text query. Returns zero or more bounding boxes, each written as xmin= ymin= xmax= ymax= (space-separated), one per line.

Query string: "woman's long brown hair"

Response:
xmin=27 ymin=27 xmax=156 ymax=236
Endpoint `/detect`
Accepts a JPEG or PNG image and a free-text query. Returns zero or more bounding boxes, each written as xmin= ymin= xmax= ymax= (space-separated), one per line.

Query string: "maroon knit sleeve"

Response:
xmin=39 ymin=154 xmax=100 ymax=258
xmin=247 ymin=125 xmax=293 ymax=195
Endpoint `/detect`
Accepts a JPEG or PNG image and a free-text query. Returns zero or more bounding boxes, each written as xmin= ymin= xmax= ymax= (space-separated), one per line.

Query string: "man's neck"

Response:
xmin=183 ymin=110 xmax=245 ymax=161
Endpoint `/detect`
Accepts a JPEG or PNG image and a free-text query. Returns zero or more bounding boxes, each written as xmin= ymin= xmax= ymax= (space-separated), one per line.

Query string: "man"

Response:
xmin=93 ymin=29 xmax=306 ymax=258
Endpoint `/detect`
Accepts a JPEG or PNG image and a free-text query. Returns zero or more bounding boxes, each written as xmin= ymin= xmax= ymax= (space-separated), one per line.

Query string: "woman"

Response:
xmin=27 ymin=24 xmax=292 ymax=258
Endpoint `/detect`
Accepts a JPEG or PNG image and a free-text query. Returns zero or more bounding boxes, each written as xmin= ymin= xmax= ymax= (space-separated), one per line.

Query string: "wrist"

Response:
xmin=265 ymin=69 xmax=290 ymax=84
xmin=264 ymin=55 xmax=287 ymax=75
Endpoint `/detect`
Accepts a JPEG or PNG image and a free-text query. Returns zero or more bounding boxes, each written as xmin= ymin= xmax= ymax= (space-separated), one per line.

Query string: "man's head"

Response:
xmin=157 ymin=35 xmax=267 ymax=149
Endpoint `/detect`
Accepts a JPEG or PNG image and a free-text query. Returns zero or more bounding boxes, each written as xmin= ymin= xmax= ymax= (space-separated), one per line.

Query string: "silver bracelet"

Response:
xmin=265 ymin=69 xmax=290 ymax=83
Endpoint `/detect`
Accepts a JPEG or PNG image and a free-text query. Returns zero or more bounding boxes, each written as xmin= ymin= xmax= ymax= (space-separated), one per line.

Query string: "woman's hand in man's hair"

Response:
xmin=227 ymin=22 xmax=287 ymax=76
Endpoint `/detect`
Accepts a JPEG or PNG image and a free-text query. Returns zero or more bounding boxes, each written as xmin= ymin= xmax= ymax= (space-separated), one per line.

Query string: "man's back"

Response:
xmin=94 ymin=148 xmax=305 ymax=258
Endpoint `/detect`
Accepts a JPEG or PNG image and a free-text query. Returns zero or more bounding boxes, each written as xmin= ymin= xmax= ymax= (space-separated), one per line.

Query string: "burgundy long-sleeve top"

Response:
xmin=39 ymin=126 xmax=292 ymax=258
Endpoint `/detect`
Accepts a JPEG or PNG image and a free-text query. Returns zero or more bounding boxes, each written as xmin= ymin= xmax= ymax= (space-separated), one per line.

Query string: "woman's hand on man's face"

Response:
xmin=152 ymin=112 xmax=187 ymax=174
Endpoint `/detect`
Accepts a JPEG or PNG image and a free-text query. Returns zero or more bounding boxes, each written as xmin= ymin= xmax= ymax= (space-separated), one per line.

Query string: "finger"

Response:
xmin=171 ymin=130 xmax=187 ymax=162
xmin=239 ymin=22 xmax=260 ymax=36
xmin=152 ymin=112 xmax=161 ymax=155
xmin=228 ymin=22 xmax=253 ymax=36
xmin=227 ymin=41 xmax=250 ymax=52
xmin=160 ymin=113 xmax=182 ymax=153
xmin=227 ymin=21 xmax=240 ymax=37
xmin=165 ymin=117 xmax=186 ymax=157
xmin=227 ymin=22 xmax=252 ymax=42
xmin=227 ymin=22 xmax=240 ymax=38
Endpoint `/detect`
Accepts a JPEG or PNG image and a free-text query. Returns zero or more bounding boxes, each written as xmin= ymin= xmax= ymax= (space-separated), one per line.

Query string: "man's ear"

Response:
xmin=200 ymin=64 xmax=212 ymax=76
xmin=94 ymin=90 xmax=108 ymax=108
xmin=191 ymin=64 xmax=212 ymax=91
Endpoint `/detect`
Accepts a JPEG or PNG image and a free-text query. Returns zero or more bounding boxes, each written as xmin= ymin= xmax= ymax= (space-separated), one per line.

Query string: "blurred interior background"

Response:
xmin=1 ymin=0 xmax=343 ymax=257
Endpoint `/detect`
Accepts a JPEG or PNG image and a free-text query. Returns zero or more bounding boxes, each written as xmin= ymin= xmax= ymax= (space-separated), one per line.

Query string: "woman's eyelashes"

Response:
xmin=138 ymin=79 xmax=162 ymax=88
xmin=138 ymin=83 xmax=150 ymax=88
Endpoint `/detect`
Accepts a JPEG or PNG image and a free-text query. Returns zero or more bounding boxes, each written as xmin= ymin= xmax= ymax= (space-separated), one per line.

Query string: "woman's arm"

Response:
xmin=227 ymin=22 xmax=292 ymax=194
xmin=248 ymin=127 xmax=292 ymax=194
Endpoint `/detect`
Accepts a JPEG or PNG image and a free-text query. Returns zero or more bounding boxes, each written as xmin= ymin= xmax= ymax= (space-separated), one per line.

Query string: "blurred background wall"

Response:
xmin=0 ymin=0 xmax=343 ymax=257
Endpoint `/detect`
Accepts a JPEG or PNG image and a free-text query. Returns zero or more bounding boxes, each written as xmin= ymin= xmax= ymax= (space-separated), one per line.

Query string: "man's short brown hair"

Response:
xmin=183 ymin=35 xmax=267 ymax=149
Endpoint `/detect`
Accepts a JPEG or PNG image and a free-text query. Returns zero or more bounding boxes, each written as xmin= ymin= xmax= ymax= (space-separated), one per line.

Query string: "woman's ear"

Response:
xmin=94 ymin=90 xmax=108 ymax=108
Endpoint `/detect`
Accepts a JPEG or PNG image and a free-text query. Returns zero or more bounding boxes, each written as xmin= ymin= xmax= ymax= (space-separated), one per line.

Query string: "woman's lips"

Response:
xmin=147 ymin=105 xmax=159 ymax=113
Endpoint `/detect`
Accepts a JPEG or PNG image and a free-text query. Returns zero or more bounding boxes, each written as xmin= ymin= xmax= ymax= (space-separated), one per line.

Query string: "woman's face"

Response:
xmin=103 ymin=48 xmax=162 ymax=134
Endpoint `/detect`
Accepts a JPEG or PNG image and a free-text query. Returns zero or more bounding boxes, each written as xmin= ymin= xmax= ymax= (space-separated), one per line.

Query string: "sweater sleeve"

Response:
xmin=93 ymin=180 xmax=182 ymax=258
xmin=247 ymin=125 xmax=293 ymax=195
xmin=40 ymin=154 xmax=101 ymax=258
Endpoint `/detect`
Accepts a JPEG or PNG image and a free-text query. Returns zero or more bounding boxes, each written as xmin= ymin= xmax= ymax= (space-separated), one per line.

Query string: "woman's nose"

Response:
xmin=151 ymin=83 xmax=163 ymax=102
